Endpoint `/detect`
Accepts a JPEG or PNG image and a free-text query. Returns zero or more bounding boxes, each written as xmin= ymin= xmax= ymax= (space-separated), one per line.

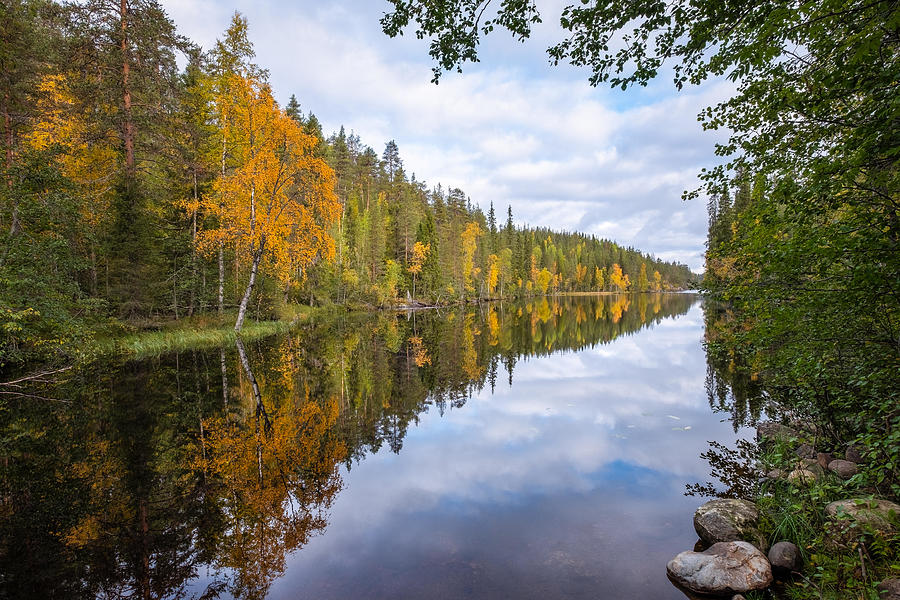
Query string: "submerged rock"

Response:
xmin=828 ymin=459 xmax=858 ymax=479
xmin=825 ymin=499 xmax=900 ymax=535
xmin=768 ymin=541 xmax=801 ymax=575
xmin=667 ymin=541 xmax=773 ymax=596
xmin=694 ymin=499 xmax=766 ymax=550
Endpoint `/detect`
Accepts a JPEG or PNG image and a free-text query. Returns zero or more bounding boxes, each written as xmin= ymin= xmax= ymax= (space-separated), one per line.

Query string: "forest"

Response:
xmin=0 ymin=1 xmax=696 ymax=367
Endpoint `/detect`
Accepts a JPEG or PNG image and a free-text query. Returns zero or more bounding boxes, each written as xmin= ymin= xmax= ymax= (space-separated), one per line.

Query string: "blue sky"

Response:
xmin=161 ymin=0 xmax=732 ymax=272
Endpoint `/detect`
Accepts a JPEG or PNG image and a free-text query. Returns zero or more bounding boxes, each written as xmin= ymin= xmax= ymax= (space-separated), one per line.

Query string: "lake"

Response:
xmin=0 ymin=294 xmax=751 ymax=599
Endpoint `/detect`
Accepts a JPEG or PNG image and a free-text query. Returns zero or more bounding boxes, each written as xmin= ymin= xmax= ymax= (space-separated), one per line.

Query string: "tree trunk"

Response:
xmin=235 ymin=237 xmax=265 ymax=332
xmin=120 ymin=0 xmax=135 ymax=182
xmin=218 ymin=115 xmax=228 ymax=316
xmin=189 ymin=172 xmax=198 ymax=316
xmin=217 ymin=247 xmax=225 ymax=315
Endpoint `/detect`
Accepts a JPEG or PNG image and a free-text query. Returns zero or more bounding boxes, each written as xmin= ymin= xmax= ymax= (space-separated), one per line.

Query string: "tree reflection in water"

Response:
xmin=0 ymin=293 xmax=695 ymax=599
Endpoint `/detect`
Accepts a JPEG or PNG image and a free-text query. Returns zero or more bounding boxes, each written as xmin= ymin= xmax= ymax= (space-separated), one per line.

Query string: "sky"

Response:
xmin=160 ymin=0 xmax=733 ymax=272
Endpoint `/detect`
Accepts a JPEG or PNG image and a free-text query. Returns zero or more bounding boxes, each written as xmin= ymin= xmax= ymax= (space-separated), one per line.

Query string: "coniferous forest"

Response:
xmin=0 ymin=3 xmax=695 ymax=366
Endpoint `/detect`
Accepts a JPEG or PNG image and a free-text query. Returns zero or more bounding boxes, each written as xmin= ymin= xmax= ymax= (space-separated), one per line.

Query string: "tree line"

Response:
xmin=0 ymin=1 xmax=695 ymax=366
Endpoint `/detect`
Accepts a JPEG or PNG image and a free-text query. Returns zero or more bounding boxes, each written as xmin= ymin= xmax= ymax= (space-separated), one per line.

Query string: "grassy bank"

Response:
xmin=93 ymin=304 xmax=333 ymax=360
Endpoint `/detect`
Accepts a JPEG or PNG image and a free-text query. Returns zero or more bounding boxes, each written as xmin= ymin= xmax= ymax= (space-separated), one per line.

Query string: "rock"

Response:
xmin=757 ymin=422 xmax=801 ymax=444
xmin=766 ymin=468 xmax=784 ymax=481
xmin=694 ymin=499 xmax=766 ymax=550
xmin=877 ymin=578 xmax=900 ymax=600
xmin=828 ymin=459 xmax=858 ymax=479
xmin=845 ymin=445 xmax=865 ymax=464
xmin=768 ymin=541 xmax=801 ymax=575
xmin=816 ymin=452 xmax=833 ymax=469
xmin=787 ymin=469 xmax=818 ymax=485
xmin=799 ymin=459 xmax=825 ymax=478
xmin=795 ymin=443 xmax=816 ymax=459
xmin=825 ymin=499 xmax=900 ymax=535
xmin=732 ymin=596 xmax=747 ymax=600
xmin=787 ymin=417 xmax=819 ymax=436
xmin=667 ymin=541 xmax=773 ymax=596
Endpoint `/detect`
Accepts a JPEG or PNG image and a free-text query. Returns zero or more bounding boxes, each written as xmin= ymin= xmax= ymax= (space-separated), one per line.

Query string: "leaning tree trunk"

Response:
xmin=234 ymin=237 xmax=265 ymax=332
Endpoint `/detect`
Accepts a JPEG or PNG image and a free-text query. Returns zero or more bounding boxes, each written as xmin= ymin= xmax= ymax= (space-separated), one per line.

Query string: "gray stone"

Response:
xmin=768 ymin=541 xmax=801 ymax=574
xmin=825 ymin=499 xmax=900 ymax=535
xmin=732 ymin=596 xmax=747 ymax=600
xmin=756 ymin=422 xmax=801 ymax=444
xmin=845 ymin=445 xmax=865 ymax=464
xmin=766 ymin=468 xmax=784 ymax=481
xmin=877 ymin=578 xmax=900 ymax=600
xmin=828 ymin=459 xmax=858 ymax=479
xmin=794 ymin=443 xmax=816 ymax=459
xmin=667 ymin=541 xmax=773 ymax=596
xmin=694 ymin=499 xmax=766 ymax=550
xmin=787 ymin=469 xmax=818 ymax=485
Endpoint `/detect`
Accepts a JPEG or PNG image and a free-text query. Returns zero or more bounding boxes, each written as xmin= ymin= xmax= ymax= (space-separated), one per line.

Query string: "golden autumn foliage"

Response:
xmin=409 ymin=335 xmax=432 ymax=366
xmin=486 ymin=253 xmax=500 ymax=295
xmin=25 ymin=75 xmax=117 ymax=228
xmin=460 ymin=222 xmax=481 ymax=293
xmin=609 ymin=263 xmax=630 ymax=292
xmin=196 ymin=74 xmax=340 ymax=287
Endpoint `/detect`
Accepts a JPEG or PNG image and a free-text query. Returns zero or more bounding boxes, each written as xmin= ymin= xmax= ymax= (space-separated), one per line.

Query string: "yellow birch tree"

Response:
xmin=197 ymin=74 xmax=340 ymax=330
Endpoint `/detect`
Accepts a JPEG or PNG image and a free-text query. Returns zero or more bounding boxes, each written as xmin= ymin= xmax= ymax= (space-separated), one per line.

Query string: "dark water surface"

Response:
xmin=1 ymin=294 xmax=746 ymax=599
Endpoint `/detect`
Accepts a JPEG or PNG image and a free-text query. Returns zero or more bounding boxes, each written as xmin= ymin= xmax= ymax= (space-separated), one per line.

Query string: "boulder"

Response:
xmin=845 ymin=445 xmax=865 ymax=464
xmin=877 ymin=578 xmax=900 ymax=600
xmin=667 ymin=541 xmax=773 ymax=596
xmin=825 ymin=499 xmax=900 ymax=535
xmin=827 ymin=459 xmax=858 ymax=479
xmin=794 ymin=443 xmax=816 ymax=460
xmin=768 ymin=541 xmax=801 ymax=575
xmin=756 ymin=422 xmax=801 ymax=444
xmin=694 ymin=499 xmax=766 ymax=550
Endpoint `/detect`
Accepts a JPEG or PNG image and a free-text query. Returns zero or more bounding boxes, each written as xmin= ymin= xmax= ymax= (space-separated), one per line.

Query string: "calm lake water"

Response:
xmin=1 ymin=294 xmax=751 ymax=599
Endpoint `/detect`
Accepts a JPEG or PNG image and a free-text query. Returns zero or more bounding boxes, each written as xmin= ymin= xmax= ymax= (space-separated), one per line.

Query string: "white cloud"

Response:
xmin=162 ymin=0 xmax=735 ymax=271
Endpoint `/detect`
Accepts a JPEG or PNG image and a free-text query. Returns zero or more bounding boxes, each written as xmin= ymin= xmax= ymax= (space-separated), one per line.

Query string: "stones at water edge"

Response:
xmin=877 ymin=578 xmax=900 ymax=600
xmin=667 ymin=541 xmax=773 ymax=596
xmin=794 ymin=443 xmax=816 ymax=459
xmin=768 ymin=541 xmax=801 ymax=575
xmin=694 ymin=499 xmax=767 ymax=551
xmin=825 ymin=498 xmax=900 ymax=535
xmin=756 ymin=422 xmax=801 ymax=444
xmin=827 ymin=459 xmax=858 ymax=479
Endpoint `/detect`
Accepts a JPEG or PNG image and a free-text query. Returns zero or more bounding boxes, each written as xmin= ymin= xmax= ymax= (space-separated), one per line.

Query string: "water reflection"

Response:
xmin=0 ymin=293 xmax=737 ymax=599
